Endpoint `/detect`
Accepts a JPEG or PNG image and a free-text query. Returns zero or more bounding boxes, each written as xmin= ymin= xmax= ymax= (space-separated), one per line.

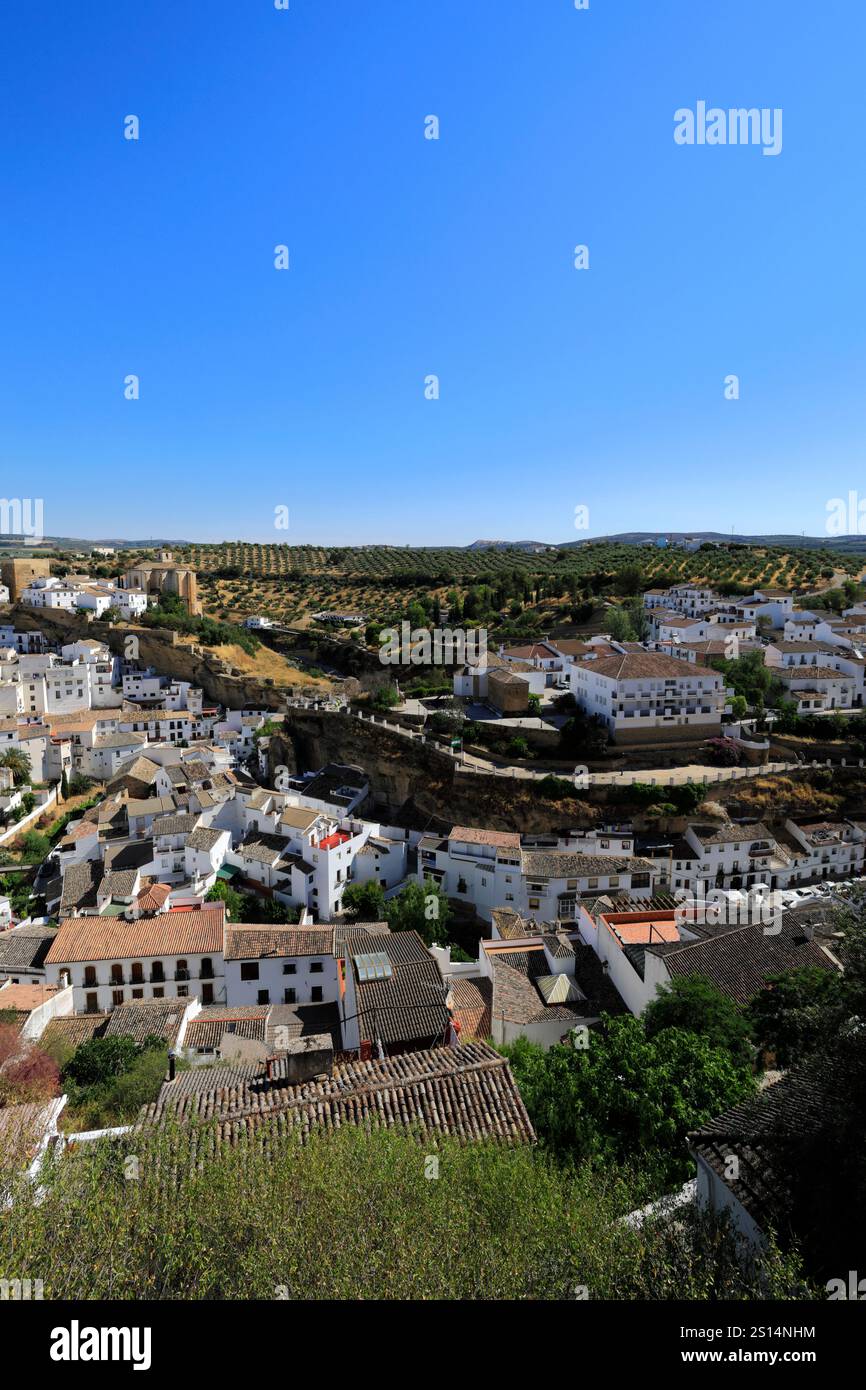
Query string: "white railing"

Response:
xmin=0 ymin=787 xmax=58 ymax=846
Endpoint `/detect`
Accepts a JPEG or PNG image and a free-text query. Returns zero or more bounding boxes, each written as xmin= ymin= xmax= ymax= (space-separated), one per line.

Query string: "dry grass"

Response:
xmin=210 ymin=642 xmax=333 ymax=690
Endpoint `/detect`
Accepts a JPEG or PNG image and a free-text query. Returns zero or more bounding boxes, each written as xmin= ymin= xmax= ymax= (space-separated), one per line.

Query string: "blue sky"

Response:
xmin=1 ymin=1 xmax=864 ymax=545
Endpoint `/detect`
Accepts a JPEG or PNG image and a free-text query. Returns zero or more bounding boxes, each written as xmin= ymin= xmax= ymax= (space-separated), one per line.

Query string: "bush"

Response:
xmin=534 ymin=775 xmax=580 ymax=801
xmin=0 ymin=1123 xmax=811 ymax=1300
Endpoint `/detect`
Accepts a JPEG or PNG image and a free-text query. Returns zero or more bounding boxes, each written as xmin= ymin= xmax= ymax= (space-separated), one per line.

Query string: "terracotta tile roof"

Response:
xmin=448 ymin=977 xmax=492 ymax=1040
xmin=689 ymin=1066 xmax=834 ymax=1238
xmin=500 ymin=642 xmax=560 ymax=661
xmin=40 ymin=1013 xmax=109 ymax=1048
xmin=449 ymin=826 xmax=521 ymax=850
xmin=138 ymin=1041 xmax=535 ymax=1149
xmin=103 ymin=997 xmax=188 ymax=1046
xmin=0 ymin=924 xmax=58 ymax=973
xmin=347 ymin=931 xmax=450 ymax=1045
xmin=45 ymin=903 xmax=225 ymax=965
xmin=520 ymin=850 xmax=655 ymax=878
xmin=491 ymin=949 xmax=587 ymax=1026
xmin=0 ymin=982 xmax=61 ymax=1013
xmin=333 ymin=921 xmax=390 ymax=960
xmin=575 ymin=652 xmax=720 ymax=681
xmin=136 ymin=883 xmax=172 ymax=913
xmin=225 ymin=926 xmax=335 ymax=960
xmin=184 ymin=1007 xmax=269 ymax=1051
xmin=647 ymin=918 xmax=840 ymax=1003
xmin=60 ymin=861 xmax=102 ymax=913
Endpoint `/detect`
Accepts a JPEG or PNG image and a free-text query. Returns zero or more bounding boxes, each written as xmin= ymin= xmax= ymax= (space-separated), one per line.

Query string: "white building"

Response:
xmin=223 ymin=925 xmax=338 ymax=1008
xmin=569 ymin=651 xmax=729 ymax=741
xmin=44 ymin=902 xmax=227 ymax=1012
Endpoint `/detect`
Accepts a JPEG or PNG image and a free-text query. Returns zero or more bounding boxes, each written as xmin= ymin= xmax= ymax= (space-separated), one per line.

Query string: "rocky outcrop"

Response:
xmin=10 ymin=605 xmax=288 ymax=710
xmin=272 ymin=710 xmax=598 ymax=832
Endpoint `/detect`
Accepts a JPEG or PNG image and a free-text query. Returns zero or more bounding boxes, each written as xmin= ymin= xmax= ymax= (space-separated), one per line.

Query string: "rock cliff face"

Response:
xmin=274 ymin=712 xmax=866 ymax=834
xmin=272 ymin=711 xmax=598 ymax=832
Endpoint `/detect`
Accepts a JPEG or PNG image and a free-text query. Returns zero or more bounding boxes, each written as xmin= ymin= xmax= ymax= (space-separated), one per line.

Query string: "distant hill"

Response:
xmin=0 ymin=536 xmax=191 ymax=551
xmin=555 ymin=532 xmax=866 ymax=551
xmin=467 ymin=539 xmax=554 ymax=551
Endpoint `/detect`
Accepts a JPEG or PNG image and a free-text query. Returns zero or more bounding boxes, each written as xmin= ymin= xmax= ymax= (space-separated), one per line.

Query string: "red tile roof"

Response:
xmin=45 ymin=904 xmax=225 ymax=965
xmin=449 ymin=826 xmax=521 ymax=850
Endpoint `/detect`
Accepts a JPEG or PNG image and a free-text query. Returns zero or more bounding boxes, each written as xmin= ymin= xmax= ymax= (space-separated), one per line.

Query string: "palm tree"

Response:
xmin=0 ymin=748 xmax=32 ymax=786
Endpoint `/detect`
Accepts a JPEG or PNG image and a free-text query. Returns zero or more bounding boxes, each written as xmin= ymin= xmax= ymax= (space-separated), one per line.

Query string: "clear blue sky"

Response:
xmin=1 ymin=1 xmax=864 ymax=545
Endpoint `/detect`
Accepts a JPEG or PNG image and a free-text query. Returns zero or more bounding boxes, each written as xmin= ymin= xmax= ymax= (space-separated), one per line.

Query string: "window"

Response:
xmin=257 ymin=989 xmax=270 ymax=1005
xmin=112 ymin=988 xmax=124 ymax=1006
xmin=177 ymin=985 xmax=188 ymax=997
xmin=131 ymin=962 xmax=144 ymax=984
xmin=110 ymin=963 xmax=123 ymax=985
xmin=202 ymin=983 xmax=214 ymax=1005
xmin=153 ymin=986 xmax=164 ymax=999
xmin=528 ymin=897 xmax=540 ymax=910
xmin=132 ymin=988 xmax=143 ymax=1000
xmin=311 ymin=985 xmax=323 ymax=1003
xmin=284 ymin=987 xmax=296 ymax=1004
xmin=84 ymin=966 xmax=97 ymax=987
xmin=240 ymin=962 xmax=259 ymax=981
xmin=309 ymin=961 xmax=323 ymax=973
xmin=201 ymin=958 xmax=214 ymax=979
xmin=283 ymin=962 xmax=297 ymax=975
xmin=85 ymin=992 xmax=98 ymax=1013
xmin=152 ymin=962 xmax=164 ymax=982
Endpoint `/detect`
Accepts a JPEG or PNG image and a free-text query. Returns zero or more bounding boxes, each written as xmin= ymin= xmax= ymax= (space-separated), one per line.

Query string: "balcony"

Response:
xmin=174 ymin=968 xmax=191 ymax=982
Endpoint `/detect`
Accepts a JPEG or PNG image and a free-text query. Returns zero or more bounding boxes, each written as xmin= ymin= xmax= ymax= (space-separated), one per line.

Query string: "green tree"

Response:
xmin=384 ymin=878 xmax=452 ymax=947
xmin=502 ymin=1016 xmax=755 ymax=1185
xmin=0 ymin=748 xmax=32 ymax=786
xmin=370 ymin=684 xmax=400 ymax=711
xmin=746 ymin=967 xmax=845 ymax=1067
xmin=63 ymin=1036 xmax=143 ymax=1087
xmin=605 ymin=606 xmax=636 ymax=642
xmin=19 ymin=831 xmax=51 ymax=864
xmin=341 ymin=880 xmax=386 ymax=921
xmin=644 ymin=975 xmax=754 ymax=1071
xmin=205 ymin=879 xmax=245 ymax=919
